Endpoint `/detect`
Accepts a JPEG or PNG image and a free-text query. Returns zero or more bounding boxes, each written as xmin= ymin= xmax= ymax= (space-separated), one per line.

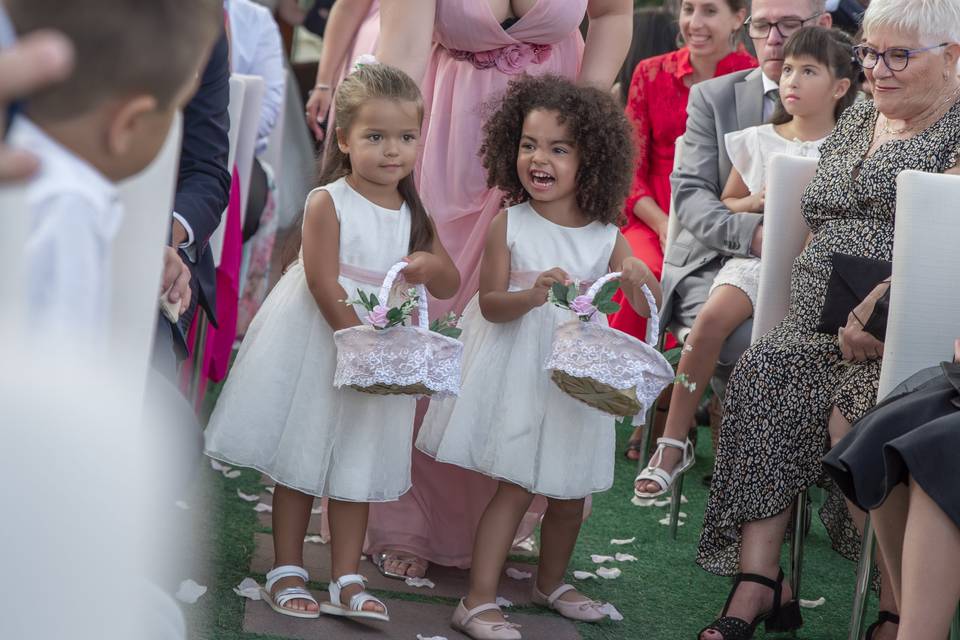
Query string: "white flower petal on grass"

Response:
xmin=679 ymin=511 xmax=688 ymax=519
xmin=495 ymin=597 xmax=513 ymax=608
xmin=405 ymin=577 xmax=436 ymax=589
xmin=631 ymin=496 xmax=656 ymax=507
xmin=599 ymin=603 xmax=624 ymax=621
xmin=210 ymin=460 xmax=229 ymax=472
xmin=236 ymin=489 xmax=260 ymax=502
xmin=223 ymin=469 xmax=242 ymax=479
xmin=233 ymin=578 xmax=262 ymax=600
xmin=800 ymin=597 xmax=826 ymax=609
xmin=416 ymin=635 xmax=448 ymax=640
xmin=590 ymin=554 xmax=615 ymax=563
xmin=596 ymin=567 xmax=622 ymax=579
xmin=505 ymin=567 xmax=532 ymax=580
xmin=175 ymin=500 xmax=190 ymax=510
xmin=265 ymin=486 xmax=275 ymax=494
xmin=512 ymin=536 xmax=536 ymax=552
xmin=573 ymin=570 xmax=597 ymax=580
xmin=610 ymin=537 xmax=636 ymax=545
xmin=253 ymin=503 xmax=273 ymax=513
xmin=653 ymin=498 xmax=671 ymax=508
xmin=175 ymin=579 xmax=207 ymax=604
xmin=614 ymin=553 xmax=638 ymax=562
xmin=304 ymin=535 xmax=328 ymax=544
xmin=658 ymin=516 xmax=685 ymax=526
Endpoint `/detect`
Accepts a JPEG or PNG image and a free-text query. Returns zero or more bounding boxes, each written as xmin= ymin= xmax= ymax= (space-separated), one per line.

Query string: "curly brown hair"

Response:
xmin=480 ymin=75 xmax=634 ymax=225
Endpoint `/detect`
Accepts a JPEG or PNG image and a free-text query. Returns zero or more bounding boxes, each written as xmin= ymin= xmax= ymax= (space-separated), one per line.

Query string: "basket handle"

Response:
xmin=585 ymin=272 xmax=659 ymax=347
xmin=379 ymin=261 xmax=429 ymax=329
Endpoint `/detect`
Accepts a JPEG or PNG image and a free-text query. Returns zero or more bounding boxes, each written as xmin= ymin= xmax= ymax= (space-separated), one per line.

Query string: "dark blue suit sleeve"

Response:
xmin=175 ymin=30 xmax=231 ymax=253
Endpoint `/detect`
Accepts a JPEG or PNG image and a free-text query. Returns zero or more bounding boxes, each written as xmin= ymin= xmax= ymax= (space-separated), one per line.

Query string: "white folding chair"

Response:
xmin=208 ymin=76 xmax=246 ymax=267
xmin=0 ymin=182 xmax=29 ymax=344
xmin=848 ymin=170 xmax=960 ymax=639
xmin=234 ymin=74 xmax=265 ymax=225
xmin=261 ymin=82 xmax=286 ymax=181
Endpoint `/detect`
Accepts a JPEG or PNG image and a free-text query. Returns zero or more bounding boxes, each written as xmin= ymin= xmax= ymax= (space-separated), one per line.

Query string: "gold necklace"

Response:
xmin=880 ymin=84 xmax=960 ymax=136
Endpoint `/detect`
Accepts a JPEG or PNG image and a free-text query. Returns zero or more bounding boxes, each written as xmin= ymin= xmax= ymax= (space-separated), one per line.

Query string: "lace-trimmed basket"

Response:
xmin=544 ymin=272 xmax=675 ymax=418
xmin=334 ymin=262 xmax=463 ymax=397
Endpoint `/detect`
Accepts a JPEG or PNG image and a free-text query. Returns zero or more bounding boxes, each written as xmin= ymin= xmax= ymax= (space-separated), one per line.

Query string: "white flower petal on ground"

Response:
xmin=304 ymin=535 xmax=328 ymax=544
xmin=210 ymin=460 xmax=229 ymax=472
xmin=253 ymin=503 xmax=273 ymax=513
xmin=233 ymin=578 xmax=262 ymax=600
xmin=223 ymin=469 xmax=242 ymax=479
xmin=512 ymin=536 xmax=536 ymax=552
xmin=405 ymin=577 xmax=436 ymax=589
xmin=596 ymin=567 xmax=622 ymax=579
xmin=679 ymin=511 xmax=688 ymax=518
xmin=653 ymin=498 xmax=671 ymax=508
xmin=573 ymin=570 xmax=597 ymax=580
xmin=591 ymin=554 xmax=616 ymax=563
xmin=631 ymin=495 xmax=656 ymax=507
xmin=614 ymin=553 xmax=638 ymax=562
xmin=610 ymin=537 xmax=636 ymax=545
xmin=237 ymin=489 xmax=260 ymax=502
xmin=175 ymin=500 xmax=190 ymax=510
xmin=505 ymin=567 xmax=532 ymax=580
xmin=800 ymin=597 xmax=826 ymax=609
xmin=416 ymin=635 xmax=448 ymax=640
xmin=599 ymin=603 xmax=624 ymax=621
xmin=495 ymin=596 xmax=513 ymax=608
xmin=175 ymin=579 xmax=207 ymax=604
xmin=658 ymin=516 xmax=685 ymax=526
xmin=265 ymin=486 xmax=275 ymax=494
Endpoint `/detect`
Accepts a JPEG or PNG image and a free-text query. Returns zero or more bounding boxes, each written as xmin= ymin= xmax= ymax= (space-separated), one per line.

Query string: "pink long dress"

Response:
xmin=365 ymin=0 xmax=588 ymax=569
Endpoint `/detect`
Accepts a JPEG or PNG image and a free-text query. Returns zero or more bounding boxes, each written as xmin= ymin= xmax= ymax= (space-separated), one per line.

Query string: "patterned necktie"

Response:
xmin=766 ymin=88 xmax=782 ymax=122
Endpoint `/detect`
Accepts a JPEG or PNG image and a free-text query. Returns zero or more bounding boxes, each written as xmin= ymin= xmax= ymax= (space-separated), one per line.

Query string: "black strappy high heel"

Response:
xmin=697 ymin=569 xmax=803 ymax=639
xmin=865 ymin=610 xmax=899 ymax=639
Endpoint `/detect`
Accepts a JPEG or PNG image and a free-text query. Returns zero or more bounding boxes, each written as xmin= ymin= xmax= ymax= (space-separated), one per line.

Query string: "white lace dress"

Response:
xmin=204 ymin=177 xmax=418 ymax=502
xmin=416 ymin=202 xmax=620 ymax=499
xmin=712 ymin=123 xmax=826 ymax=308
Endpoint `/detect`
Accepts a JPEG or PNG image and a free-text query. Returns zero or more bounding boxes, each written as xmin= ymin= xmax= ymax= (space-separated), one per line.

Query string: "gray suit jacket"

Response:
xmin=661 ymin=67 xmax=766 ymax=326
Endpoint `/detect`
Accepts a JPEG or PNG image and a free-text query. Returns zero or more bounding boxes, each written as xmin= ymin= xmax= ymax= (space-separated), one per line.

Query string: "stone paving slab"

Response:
xmin=243 ymin=590 xmax=582 ymax=640
xmin=250 ymin=532 xmax=540 ymax=604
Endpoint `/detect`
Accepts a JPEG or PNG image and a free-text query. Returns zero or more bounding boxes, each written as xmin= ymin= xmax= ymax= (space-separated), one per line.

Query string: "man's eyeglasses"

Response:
xmin=853 ymin=43 xmax=949 ymax=72
xmin=744 ymin=12 xmax=822 ymax=39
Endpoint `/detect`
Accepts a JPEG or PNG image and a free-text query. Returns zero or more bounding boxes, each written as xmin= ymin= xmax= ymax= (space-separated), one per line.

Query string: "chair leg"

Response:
xmin=789 ymin=491 xmax=809 ymax=602
xmin=669 ymin=471 xmax=684 ymax=540
xmin=848 ymin=515 xmax=876 ymax=640
xmin=636 ymin=403 xmax=656 ymax=471
xmin=189 ymin=313 xmax=209 ymax=405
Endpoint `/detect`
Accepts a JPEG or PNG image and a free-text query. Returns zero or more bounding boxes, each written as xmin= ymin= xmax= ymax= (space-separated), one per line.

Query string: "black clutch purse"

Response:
xmin=816 ymin=253 xmax=892 ymax=337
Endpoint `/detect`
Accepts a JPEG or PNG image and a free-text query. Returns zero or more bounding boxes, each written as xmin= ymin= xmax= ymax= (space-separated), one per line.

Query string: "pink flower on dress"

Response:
xmin=447 ymin=43 xmax=553 ymax=73
xmin=496 ymin=43 xmax=535 ymax=74
xmin=471 ymin=49 xmax=499 ymax=69
xmin=368 ymin=304 xmax=390 ymax=328
xmin=570 ymin=295 xmax=598 ymax=318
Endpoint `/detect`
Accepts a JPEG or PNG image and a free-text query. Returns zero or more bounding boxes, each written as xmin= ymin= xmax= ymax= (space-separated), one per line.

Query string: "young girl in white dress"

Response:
xmin=635 ymin=27 xmax=862 ymax=500
xmin=416 ymin=75 xmax=661 ymax=640
xmin=204 ymin=63 xmax=459 ymax=623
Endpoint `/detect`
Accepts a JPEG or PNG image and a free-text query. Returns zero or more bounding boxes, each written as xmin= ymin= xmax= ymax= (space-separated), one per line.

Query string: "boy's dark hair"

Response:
xmin=480 ymin=75 xmax=634 ymax=225
xmin=770 ymin=26 xmax=862 ymax=125
xmin=6 ymin=0 xmax=223 ymax=122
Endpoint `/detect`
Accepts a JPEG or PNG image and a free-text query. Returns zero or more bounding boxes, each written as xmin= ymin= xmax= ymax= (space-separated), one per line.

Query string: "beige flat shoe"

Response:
xmin=532 ymin=583 xmax=607 ymax=622
xmin=451 ymin=599 xmax=522 ymax=640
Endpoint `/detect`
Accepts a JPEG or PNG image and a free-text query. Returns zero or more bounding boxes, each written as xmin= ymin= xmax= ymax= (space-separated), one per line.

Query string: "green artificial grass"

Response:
xmin=192 ymin=408 xmax=878 ymax=639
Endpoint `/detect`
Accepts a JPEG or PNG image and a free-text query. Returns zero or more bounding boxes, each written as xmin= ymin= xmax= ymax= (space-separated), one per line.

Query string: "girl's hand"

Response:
xmin=402 ymin=251 xmax=441 ymax=285
xmin=528 ymin=267 xmax=569 ymax=307
xmin=745 ymin=187 xmax=765 ymax=213
xmin=619 ymin=257 xmax=656 ymax=318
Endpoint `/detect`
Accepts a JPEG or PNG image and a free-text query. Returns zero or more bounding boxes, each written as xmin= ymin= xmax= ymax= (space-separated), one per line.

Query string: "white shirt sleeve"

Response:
xmin=252 ymin=16 xmax=286 ymax=152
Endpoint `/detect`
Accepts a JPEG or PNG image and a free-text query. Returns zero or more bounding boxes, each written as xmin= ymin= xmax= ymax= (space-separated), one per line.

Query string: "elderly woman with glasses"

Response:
xmin=696 ymin=1 xmax=960 ymax=639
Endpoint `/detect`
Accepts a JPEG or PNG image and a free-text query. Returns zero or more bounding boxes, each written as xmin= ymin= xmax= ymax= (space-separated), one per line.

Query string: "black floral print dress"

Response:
xmin=697 ymin=99 xmax=960 ymax=575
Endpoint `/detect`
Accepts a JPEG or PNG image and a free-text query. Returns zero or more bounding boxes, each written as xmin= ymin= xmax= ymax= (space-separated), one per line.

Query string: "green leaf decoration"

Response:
xmin=386 ymin=308 xmax=403 ymax=323
xmin=662 ymin=347 xmax=682 ymax=368
xmin=358 ymin=289 xmax=369 ymax=307
xmin=593 ymin=279 xmax=621 ymax=306
xmin=596 ymin=301 xmax=621 ymax=315
xmin=551 ymin=282 xmax=569 ymax=306
xmin=369 ymin=293 xmax=380 ymax=308
xmin=567 ymin=282 xmax=579 ymax=303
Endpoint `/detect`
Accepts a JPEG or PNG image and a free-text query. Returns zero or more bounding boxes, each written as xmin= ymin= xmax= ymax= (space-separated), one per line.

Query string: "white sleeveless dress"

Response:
xmin=204 ymin=177 xmax=418 ymax=502
xmin=416 ymin=202 xmax=620 ymax=499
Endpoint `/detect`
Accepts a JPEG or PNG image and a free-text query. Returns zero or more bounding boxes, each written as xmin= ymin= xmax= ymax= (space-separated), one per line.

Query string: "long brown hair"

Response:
xmin=283 ymin=63 xmax=432 ymax=268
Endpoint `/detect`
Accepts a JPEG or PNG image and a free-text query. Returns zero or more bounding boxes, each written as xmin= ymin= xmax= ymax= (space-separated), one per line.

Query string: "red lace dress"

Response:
xmin=610 ymin=46 xmax=757 ymax=343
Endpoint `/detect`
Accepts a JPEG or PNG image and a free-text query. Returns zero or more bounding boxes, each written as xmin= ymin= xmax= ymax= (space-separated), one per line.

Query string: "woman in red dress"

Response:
xmin=611 ymin=0 xmax=756 ymax=342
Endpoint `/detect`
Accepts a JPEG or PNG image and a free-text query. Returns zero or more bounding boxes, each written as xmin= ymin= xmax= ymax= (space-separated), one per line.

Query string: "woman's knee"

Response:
xmin=827 ymin=406 xmax=852 ymax=447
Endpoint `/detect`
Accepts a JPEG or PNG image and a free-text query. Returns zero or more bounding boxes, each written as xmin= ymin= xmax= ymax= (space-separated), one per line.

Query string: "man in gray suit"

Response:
xmin=664 ymin=0 xmax=832 ymax=370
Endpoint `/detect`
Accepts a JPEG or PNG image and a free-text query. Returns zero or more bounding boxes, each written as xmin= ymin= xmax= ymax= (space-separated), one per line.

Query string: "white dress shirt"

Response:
xmin=226 ymin=0 xmax=287 ymax=155
xmin=8 ymin=116 xmax=124 ymax=350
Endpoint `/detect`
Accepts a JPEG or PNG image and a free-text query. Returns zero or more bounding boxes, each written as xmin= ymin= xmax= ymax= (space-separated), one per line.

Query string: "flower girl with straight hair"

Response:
xmin=205 ymin=62 xmax=459 ymax=624
xmin=417 ymin=75 xmax=660 ymax=640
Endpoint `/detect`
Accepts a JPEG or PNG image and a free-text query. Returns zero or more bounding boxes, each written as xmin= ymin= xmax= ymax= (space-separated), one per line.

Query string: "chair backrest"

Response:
xmin=0 ymin=184 xmax=29 ymax=343
xmin=234 ymin=74 xmax=266 ymax=219
xmin=209 ymin=76 xmax=246 ymax=266
xmin=751 ymin=153 xmax=818 ymax=343
xmin=877 ymin=170 xmax=960 ymax=397
xmin=664 ymin=135 xmax=684 ymax=260
xmin=261 ymin=79 xmax=287 ymax=178
xmin=111 ymin=114 xmax=184 ymax=399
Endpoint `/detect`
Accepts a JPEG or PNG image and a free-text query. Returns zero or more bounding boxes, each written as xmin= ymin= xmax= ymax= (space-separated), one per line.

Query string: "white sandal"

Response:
xmin=634 ymin=437 xmax=695 ymax=499
xmin=319 ymin=574 xmax=389 ymax=622
xmin=261 ymin=565 xmax=320 ymax=619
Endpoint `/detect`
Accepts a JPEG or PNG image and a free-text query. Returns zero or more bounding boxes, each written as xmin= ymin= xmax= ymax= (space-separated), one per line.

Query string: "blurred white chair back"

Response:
xmin=261 ymin=82 xmax=287 ymax=179
xmin=234 ymin=74 xmax=265 ymax=221
xmin=0 ymin=183 xmax=29 ymax=342
xmin=878 ymin=170 xmax=960 ymax=396
xmin=111 ymin=114 xmax=183 ymax=400
xmin=209 ymin=76 xmax=246 ymax=266
xmin=751 ymin=154 xmax=818 ymax=343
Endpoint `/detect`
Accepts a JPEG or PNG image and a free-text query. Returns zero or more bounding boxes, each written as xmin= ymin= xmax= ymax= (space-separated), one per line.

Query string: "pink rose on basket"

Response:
xmin=570 ymin=295 xmax=598 ymax=318
xmin=496 ymin=43 xmax=535 ymax=74
xmin=368 ymin=304 xmax=390 ymax=329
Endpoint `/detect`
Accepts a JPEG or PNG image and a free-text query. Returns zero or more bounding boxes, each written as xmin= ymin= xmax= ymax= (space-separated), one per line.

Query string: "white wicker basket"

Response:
xmin=544 ymin=272 xmax=674 ymax=418
xmin=334 ymin=262 xmax=463 ymax=397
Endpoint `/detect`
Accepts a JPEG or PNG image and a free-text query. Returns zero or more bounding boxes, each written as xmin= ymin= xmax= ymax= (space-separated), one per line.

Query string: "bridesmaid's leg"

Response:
xmin=465 ymin=481 xmax=535 ymax=622
xmin=272 ymin=485 xmax=320 ymax=613
xmin=537 ymin=497 xmax=587 ymax=602
xmin=872 ymin=484 xmax=909 ymax=608
xmin=897 ymin=480 xmax=960 ymax=640
xmin=328 ymin=498 xmax=385 ymax=613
